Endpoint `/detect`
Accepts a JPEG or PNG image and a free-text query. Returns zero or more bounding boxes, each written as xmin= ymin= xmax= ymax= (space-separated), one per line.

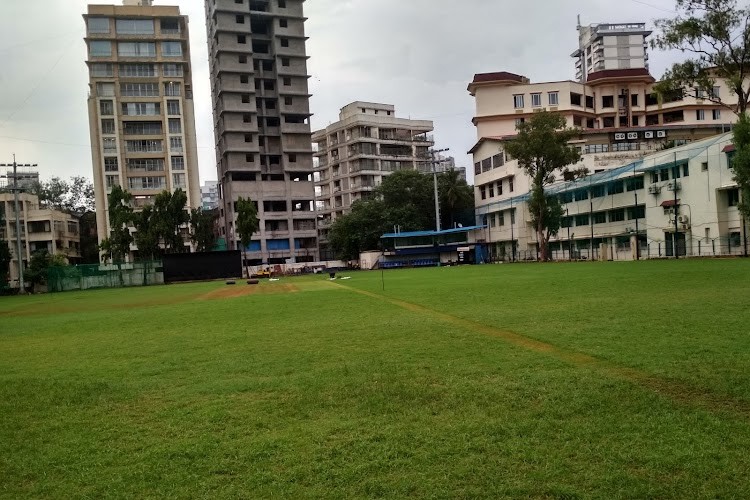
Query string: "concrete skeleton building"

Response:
xmin=469 ymin=19 xmax=745 ymax=260
xmin=84 ymin=0 xmax=201 ymax=256
xmin=0 ymin=192 xmax=81 ymax=288
xmin=206 ymin=0 xmax=318 ymax=265
xmin=312 ymin=102 xmax=434 ymax=257
xmin=201 ymin=180 xmax=220 ymax=211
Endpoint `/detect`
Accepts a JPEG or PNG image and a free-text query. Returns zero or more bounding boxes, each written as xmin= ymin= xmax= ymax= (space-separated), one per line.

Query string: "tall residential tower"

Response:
xmin=205 ymin=0 xmax=318 ymax=265
xmin=572 ymin=21 xmax=651 ymax=82
xmin=84 ymin=0 xmax=201 ymax=255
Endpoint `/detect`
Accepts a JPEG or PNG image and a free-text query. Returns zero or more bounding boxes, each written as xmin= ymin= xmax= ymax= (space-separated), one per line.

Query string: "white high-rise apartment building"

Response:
xmin=572 ymin=21 xmax=651 ymax=82
xmin=84 ymin=1 xmax=201 ymax=256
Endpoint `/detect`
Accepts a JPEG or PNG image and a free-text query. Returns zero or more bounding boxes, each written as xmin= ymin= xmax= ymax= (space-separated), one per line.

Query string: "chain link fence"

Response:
xmin=47 ymin=261 xmax=163 ymax=293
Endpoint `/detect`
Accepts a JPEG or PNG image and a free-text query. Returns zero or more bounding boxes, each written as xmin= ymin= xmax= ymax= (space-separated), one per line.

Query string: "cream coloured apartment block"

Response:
xmin=312 ymin=102 xmax=433 ymax=257
xmin=1 ymin=193 xmax=81 ymax=288
xmin=472 ymin=134 xmax=746 ymax=261
xmin=206 ymin=0 xmax=318 ymax=265
xmin=84 ymin=2 xmax=201 ymax=257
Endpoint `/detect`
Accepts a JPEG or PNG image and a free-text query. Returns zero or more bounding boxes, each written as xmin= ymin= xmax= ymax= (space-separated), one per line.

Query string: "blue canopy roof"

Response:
xmin=381 ymin=225 xmax=486 ymax=239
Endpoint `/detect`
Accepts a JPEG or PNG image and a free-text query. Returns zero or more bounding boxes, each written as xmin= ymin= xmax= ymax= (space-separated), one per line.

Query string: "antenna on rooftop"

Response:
xmin=577 ymin=14 xmax=582 ymax=30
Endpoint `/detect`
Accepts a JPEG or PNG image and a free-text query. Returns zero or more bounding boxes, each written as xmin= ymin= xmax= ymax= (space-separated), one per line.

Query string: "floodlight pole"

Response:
xmin=430 ymin=147 xmax=449 ymax=233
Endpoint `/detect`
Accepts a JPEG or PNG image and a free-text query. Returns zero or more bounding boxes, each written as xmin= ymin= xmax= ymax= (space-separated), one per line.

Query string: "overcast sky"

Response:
xmin=0 ymin=0 xmax=681 ymax=187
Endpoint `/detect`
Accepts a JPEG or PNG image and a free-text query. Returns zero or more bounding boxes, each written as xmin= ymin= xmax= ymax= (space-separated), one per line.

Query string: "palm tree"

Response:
xmin=439 ymin=169 xmax=474 ymax=229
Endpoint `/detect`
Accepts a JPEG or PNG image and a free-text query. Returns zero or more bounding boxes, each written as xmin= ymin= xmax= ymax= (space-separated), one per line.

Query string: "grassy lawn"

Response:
xmin=1 ymin=260 xmax=749 ymax=498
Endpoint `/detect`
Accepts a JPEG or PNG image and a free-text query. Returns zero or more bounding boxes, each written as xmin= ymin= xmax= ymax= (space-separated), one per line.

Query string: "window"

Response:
xmin=713 ymin=109 xmax=722 ymax=120
xmin=288 ymin=154 xmax=297 ymax=163
xmin=171 ymin=156 xmax=185 ymax=171
xmin=631 ymin=94 xmax=639 ymax=107
xmin=103 ymin=138 xmax=117 ymax=153
xmin=281 ymin=57 xmax=290 ymax=67
xmin=243 ymin=114 xmax=252 ymax=123
xmin=602 ymin=95 xmax=614 ymax=108
xmin=162 ymin=42 xmax=182 ymax=57
xmin=513 ymin=94 xmax=524 ymax=109
xmin=90 ymin=41 xmax=112 ymax=57
xmin=105 ymin=175 xmax=120 ymax=189
xmin=590 ymin=185 xmax=606 ymax=198
xmin=593 ymin=212 xmax=607 ymax=224
xmin=280 ymin=38 xmax=289 ymax=47
xmin=631 ymin=116 xmax=640 ymax=126
xmin=120 ymin=63 xmax=157 ymax=77
xmin=122 ymin=102 xmax=160 ymax=116
xmin=246 ymin=154 xmax=254 ymax=163
xmin=628 ymin=206 xmax=646 ymax=220
xmin=498 ymin=212 xmax=505 ymax=226
xmin=104 ymin=157 xmax=118 ymax=172
xmin=172 ymin=173 xmax=186 ymax=188
xmin=123 ymin=122 xmax=162 ymax=135
xmin=702 ymin=162 xmax=709 ymax=172
xmin=101 ymin=119 xmax=115 ymax=134
xmin=280 ymin=19 xmax=288 ymax=27
xmin=284 ymin=96 xmax=293 ymax=106
xmin=163 ymin=63 xmax=183 ymax=77
xmin=480 ymin=186 xmax=486 ymax=200
xmin=100 ymin=100 xmax=114 ymax=115
xmin=497 ymin=180 xmax=503 ymax=195
xmin=627 ymin=176 xmax=645 ymax=191
xmin=116 ymin=19 xmax=154 ymax=35
xmin=489 ymin=183 xmax=495 ymax=197
xmin=128 ymin=159 xmax=164 ymax=172
xmin=283 ymin=77 xmax=291 ymax=86
xmin=239 ymin=55 xmax=248 ymax=64
xmin=160 ymin=19 xmax=180 ymax=34
xmin=169 ymin=137 xmax=183 ymax=152
xmin=237 ymin=35 xmax=247 ymax=44
xmin=608 ymin=181 xmax=624 ymax=195
xmin=168 ymin=118 xmax=182 ymax=134
xmin=88 ymin=17 xmax=110 ymax=34
xmin=548 ymin=92 xmax=559 ymax=106
xmin=696 ymin=109 xmax=705 ymax=121
xmin=575 ymin=214 xmax=590 ymax=226
xmin=711 ymin=86 xmax=721 ymax=99
xmin=491 ymin=153 xmax=504 ymax=168
xmin=660 ymin=168 xmax=670 ymax=182
xmin=531 ymin=93 xmax=542 ymax=107
xmin=126 ymin=140 xmax=163 ymax=153
xmin=574 ymin=189 xmax=589 ymax=201
xmin=236 ymin=14 xmax=245 ymax=23
xmin=164 ymin=82 xmax=181 ymax=96
xmin=96 ymin=82 xmax=115 ymax=97
xmin=728 ymin=188 xmax=740 ymax=207
xmin=167 ymin=100 xmax=181 ymax=115
xmin=509 ymin=177 xmax=514 ymax=192
xmin=609 ymin=209 xmax=625 ymax=222
xmin=118 ymin=42 xmax=156 ymax=57
xmin=91 ymin=63 xmax=113 ymax=77
xmin=120 ymin=83 xmax=159 ymax=97
xmin=128 ymin=176 xmax=166 ymax=190
xmin=474 ymin=162 xmax=481 ymax=176
xmin=510 ymin=209 xmax=516 ymax=224
xmin=279 ymin=0 xmax=286 ymax=7
xmin=683 ymin=164 xmax=690 ymax=177
xmin=244 ymin=134 xmax=253 ymax=143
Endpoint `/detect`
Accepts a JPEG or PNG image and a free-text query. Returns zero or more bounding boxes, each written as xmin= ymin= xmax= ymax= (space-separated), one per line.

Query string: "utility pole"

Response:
xmin=429 ymin=148 xmax=449 ymax=232
xmin=0 ymin=156 xmax=37 ymax=293
xmin=673 ymin=152 xmax=679 ymax=260
xmin=633 ymin=164 xmax=640 ymax=260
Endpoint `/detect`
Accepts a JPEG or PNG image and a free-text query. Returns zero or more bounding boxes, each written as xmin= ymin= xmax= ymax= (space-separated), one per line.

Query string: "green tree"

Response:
xmin=132 ymin=205 xmax=160 ymax=260
xmin=235 ymin=197 xmax=259 ymax=278
xmin=190 ymin=208 xmax=217 ymax=252
xmin=652 ymin=0 xmax=750 ymax=115
xmin=504 ymin=112 xmax=584 ymax=261
xmin=376 ymin=169 xmax=435 ymax=230
xmin=0 ymin=238 xmax=11 ymax=286
xmin=152 ymin=189 xmax=189 ymax=253
xmin=730 ymin=114 xmax=750 ymax=217
xmin=438 ymin=168 xmax=474 ymax=229
xmin=328 ymin=199 xmax=389 ymax=260
xmin=25 ymin=250 xmax=66 ymax=288
xmin=99 ymin=185 xmax=134 ymax=263
xmin=77 ymin=211 xmax=99 ymax=264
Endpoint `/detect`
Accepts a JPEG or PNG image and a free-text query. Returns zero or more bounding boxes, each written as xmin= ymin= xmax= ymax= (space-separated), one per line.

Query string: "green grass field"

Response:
xmin=2 ymin=260 xmax=750 ymax=498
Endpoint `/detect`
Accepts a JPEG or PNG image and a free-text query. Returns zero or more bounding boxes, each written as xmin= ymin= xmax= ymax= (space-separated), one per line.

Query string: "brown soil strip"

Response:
xmin=331 ymin=282 xmax=750 ymax=419
xmin=199 ymin=283 xmax=298 ymax=301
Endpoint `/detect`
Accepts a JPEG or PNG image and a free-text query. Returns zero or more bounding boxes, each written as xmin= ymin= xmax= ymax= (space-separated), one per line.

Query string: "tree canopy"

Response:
xmin=504 ymin=112 xmax=584 ymax=261
xmin=99 ymin=185 xmax=134 ymax=263
xmin=0 ymin=238 xmax=10 ymax=285
xmin=327 ymin=169 xmax=475 ymax=260
xmin=653 ymin=0 xmax=750 ymax=114
xmin=30 ymin=176 xmax=95 ymax=217
xmin=190 ymin=208 xmax=218 ymax=253
xmin=235 ymin=197 xmax=259 ymax=276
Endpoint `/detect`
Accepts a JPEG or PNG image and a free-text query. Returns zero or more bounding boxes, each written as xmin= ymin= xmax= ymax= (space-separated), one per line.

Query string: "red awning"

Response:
xmin=722 ymin=144 xmax=736 ymax=153
xmin=661 ymin=199 xmax=680 ymax=207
